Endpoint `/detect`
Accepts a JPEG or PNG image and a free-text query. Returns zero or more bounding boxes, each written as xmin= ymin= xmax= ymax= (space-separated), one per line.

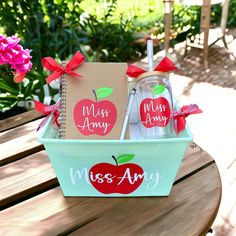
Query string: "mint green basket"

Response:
xmin=38 ymin=117 xmax=192 ymax=197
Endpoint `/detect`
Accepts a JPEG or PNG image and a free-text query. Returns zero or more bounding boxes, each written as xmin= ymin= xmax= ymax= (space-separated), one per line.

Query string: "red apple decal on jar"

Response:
xmin=140 ymin=84 xmax=171 ymax=128
xmin=74 ymin=87 xmax=117 ymax=136
xmin=89 ymin=154 xmax=144 ymax=194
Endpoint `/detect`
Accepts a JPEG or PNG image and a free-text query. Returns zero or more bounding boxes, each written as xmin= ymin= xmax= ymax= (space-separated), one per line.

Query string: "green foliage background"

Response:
xmin=0 ymin=0 xmax=235 ymax=116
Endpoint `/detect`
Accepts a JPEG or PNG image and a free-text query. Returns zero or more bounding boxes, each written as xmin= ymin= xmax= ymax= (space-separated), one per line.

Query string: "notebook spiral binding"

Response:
xmin=59 ymin=61 xmax=67 ymax=138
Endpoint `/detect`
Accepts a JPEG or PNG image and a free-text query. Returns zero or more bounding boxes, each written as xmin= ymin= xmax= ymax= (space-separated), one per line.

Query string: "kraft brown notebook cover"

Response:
xmin=60 ymin=62 xmax=128 ymax=139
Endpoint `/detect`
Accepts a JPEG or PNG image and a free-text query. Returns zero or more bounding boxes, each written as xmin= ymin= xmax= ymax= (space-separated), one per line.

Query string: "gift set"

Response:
xmin=37 ymin=39 xmax=202 ymax=197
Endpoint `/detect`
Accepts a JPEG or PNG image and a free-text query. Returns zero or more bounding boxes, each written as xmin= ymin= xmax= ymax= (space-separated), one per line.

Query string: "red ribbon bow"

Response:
xmin=173 ymin=104 xmax=203 ymax=133
xmin=34 ymin=100 xmax=61 ymax=131
xmin=126 ymin=57 xmax=178 ymax=78
xmin=42 ymin=51 xmax=85 ymax=84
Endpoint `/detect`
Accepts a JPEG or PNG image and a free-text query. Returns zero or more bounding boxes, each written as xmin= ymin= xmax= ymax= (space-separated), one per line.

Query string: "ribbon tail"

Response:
xmin=53 ymin=111 xmax=61 ymax=128
xmin=154 ymin=57 xmax=178 ymax=72
xmin=67 ymin=51 xmax=86 ymax=70
xmin=181 ymin=104 xmax=203 ymax=115
xmin=190 ymin=108 xmax=203 ymax=115
xmin=175 ymin=116 xmax=186 ymax=134
xmin=46 ymin=71 xmax=64 ymax=84
xmin=126 ymin=65 xmax=147 ymax=78
xmin=34 ymin=100 xmax=50 ymax=115
xmin=37 ymin=116 xmax=50 ymax=131
xmin=42 ymin=57 xmax=63 ymax=71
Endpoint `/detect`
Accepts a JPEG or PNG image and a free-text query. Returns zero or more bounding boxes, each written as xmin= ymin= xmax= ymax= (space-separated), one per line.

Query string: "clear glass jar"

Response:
xmin=136 ymin=71 xmax=174 ymax=138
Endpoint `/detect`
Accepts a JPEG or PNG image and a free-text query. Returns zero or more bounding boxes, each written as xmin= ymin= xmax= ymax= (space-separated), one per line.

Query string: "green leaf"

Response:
xmin=0 ymin=93 xmax=18 ymax=99
xmin=96 ymin=87 xmax=113 ymax=99
xmin=152 ymin=84 xmax=166 ymax=95
xmin=117 ymin=154 xmax=135 ymax=164
xmin=0 ymin=81 xmax=19 ymax=94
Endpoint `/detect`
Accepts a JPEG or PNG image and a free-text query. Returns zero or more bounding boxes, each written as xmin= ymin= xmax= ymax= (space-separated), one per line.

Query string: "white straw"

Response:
xmin=120 ymin=88 xmax=136 ymax=140
xmin=147 ymin=39 xmax=154 ymax=71
xmin=146 ymin=38 xmax=158 ymax=137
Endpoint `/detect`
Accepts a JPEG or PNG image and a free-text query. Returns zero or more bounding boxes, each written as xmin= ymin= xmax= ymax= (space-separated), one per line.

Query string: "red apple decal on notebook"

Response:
xmin=140 ymin=84 xmax=171 ymax=128
xmin=74 ymin=87 xmax=117 ymax=136
xmin=89 ymin=154 xmax=144 ymax=194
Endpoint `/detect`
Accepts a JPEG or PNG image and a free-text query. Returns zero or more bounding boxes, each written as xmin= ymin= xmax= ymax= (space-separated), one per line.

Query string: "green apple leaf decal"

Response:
xmin=152 ymin=84 xmax=166 ymax=95
xmin=117 ymin=154 xmax=135 ymax=164
xmin=96 ymin=87 xmax=113 ymax=99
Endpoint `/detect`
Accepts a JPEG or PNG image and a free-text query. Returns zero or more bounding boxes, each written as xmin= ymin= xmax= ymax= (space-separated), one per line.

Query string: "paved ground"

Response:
xmin=136 ymin=28 xmax=236 ymax=235
xmin=172 ymin=29 xmax=236 ymax=236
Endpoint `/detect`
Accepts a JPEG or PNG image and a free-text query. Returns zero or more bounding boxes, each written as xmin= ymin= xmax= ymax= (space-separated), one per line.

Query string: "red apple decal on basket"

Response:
xmin=89 ymin=154 xmax=144 ymax=194
xmin=74 ymin=87 xmax=117 ymax=136
xmin=140 ymin=84 xmax=171 ymax=128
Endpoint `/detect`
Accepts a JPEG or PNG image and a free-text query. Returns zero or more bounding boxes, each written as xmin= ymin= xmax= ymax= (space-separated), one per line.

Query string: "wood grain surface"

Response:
xmin=0 ymin=163 xmax=221 ymax=236
xmin=0 ymin=119 xmax=44 ymax=166
xmin=0 ymin=143 xmax=211 ymax=210
xmin=0 ymin=114 xmax=222 ymax=236
xmin=0 ymin=110 xmax=44 ymax=132
xmin=0 ymin=150 xmax=57 ymax=208
xmin=0 ymin=144 xmax=221 ymax=236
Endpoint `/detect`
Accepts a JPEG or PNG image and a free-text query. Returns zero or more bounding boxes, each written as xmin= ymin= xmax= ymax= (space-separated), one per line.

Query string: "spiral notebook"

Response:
xmin=60 ymin=62 xmax=129 ymax=139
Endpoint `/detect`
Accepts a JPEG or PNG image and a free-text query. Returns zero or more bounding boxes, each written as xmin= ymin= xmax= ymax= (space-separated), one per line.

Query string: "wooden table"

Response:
xmin=0 ymin=112 xmax=222 ymax=236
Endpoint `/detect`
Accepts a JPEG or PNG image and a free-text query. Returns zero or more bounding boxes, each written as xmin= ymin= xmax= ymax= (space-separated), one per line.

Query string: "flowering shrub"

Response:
xmin=0 ymin=34 xmax=32 ymax=83
xmin=0 ymin=34 xmax=45 ymax=115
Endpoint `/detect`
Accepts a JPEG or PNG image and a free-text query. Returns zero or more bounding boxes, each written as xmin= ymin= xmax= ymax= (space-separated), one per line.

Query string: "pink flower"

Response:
xmin=0 ymin=34 xmax=32 ymax=83
xmin=6 ymin=35 xmax=21 ymax=47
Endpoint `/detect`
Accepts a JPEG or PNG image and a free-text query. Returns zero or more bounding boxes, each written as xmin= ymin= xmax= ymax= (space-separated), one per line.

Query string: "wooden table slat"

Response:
xmin=0 ymin=119 xmax=44 ymax=166
xmin=175 ymin=144 xmax=213 ymax=181
xmin=0 ymin=110 xmax=44 ymax=132
xmin=0 ymin=150 xmax=57 ymax=208
xmin=0 ymin=163 xmax=221 ymax=236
